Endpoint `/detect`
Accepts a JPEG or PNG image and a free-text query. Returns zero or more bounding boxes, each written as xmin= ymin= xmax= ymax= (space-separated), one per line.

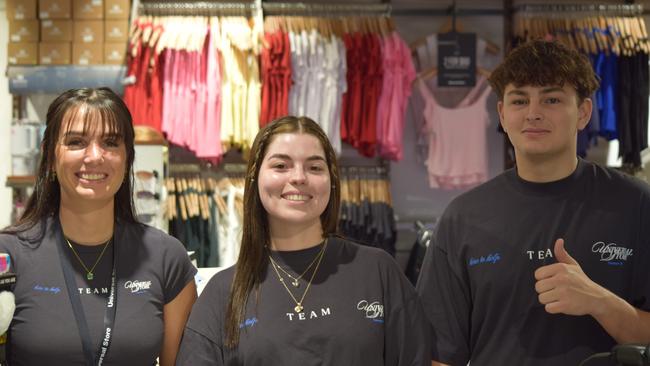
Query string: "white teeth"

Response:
xmin=284 ymin=194 xmax=310 ymax=201
xmin=79 ymin=173 xmax=106 ymax=180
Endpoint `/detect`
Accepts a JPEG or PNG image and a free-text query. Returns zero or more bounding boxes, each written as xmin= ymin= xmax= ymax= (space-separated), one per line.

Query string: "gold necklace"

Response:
xmin=267 ymin=241 xmax=326 ymax=288
xmin=268 ymin=239 xmax=328 ymax=313
xmin=65 ymin=237 xmax=111 ymax=280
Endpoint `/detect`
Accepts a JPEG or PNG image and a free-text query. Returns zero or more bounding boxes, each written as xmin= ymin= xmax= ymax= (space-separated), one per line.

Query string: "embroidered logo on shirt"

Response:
xmin=33 ymin=285 xmax=61 ymax=294
xmin=592 ymin=242 xmax=633 ymax=266
xmin=469 ymin=253 xmax=501 ymax=266
xmin=124 ymin=279 xmax=152 ymax=294
xmin=357 ymin=300 xmax=384 ymax=323
xmin=239 ymin=317 xmax=258 ymax=329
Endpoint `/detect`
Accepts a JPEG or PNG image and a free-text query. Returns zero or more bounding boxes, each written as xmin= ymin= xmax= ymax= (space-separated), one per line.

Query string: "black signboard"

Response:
xmin=437 ymin=32 xmax=477 ymax=87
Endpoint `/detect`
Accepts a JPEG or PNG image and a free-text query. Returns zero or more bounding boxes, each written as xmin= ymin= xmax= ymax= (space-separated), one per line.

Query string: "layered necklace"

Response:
xmin=65 ymin=237 xmax=112 ymax=280
xmin=267 ymin=239 xmax=328 ymax=313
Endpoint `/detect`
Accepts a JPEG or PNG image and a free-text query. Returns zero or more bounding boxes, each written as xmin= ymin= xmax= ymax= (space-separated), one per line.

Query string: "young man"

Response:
xmin=417 ymin=40 xmax=650 ymax=366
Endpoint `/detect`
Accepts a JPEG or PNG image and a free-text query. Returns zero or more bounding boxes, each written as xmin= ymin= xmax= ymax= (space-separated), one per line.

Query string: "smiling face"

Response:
xmin=54 ymin=105 xmax=127 ymax=208
xmin=257 ymin=132 xmax=331 ymax=232
xmin=497 ymin=83 xmax=592 ymax=162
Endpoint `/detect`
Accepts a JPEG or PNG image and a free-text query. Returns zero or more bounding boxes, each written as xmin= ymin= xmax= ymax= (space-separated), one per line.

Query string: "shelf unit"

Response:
xmin=6 ymin=66 xmax=128 ymax=95
xmin=5 ymin=175 xmax=36 ymax=188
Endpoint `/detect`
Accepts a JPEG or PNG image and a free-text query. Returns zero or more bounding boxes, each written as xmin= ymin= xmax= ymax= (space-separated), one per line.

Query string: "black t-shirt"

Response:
xmin=0 ymin=217 xmax=197 ymax=366
xmin=176 ymin=236 xmax=430 ymax=366
xmin=417 ymin=159 xmax=650 ymax=366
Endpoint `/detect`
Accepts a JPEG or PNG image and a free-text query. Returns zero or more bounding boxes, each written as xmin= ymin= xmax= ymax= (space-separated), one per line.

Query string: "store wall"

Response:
xmin=0 ymin=0 xmax=13 ymax=229
xmin=388 ymin=2 xmax=505 ymax=266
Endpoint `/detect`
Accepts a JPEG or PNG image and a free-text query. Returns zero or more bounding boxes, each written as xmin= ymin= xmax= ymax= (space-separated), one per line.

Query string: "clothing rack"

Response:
xmin=138 ymin=1 xmax=257 ymax=16
xmin=139 ymin=1 xmax=391 ymax=17
xmin=340 ymin=165 xmax=390 ymax=179
xmin=168 ymin=163 xmax=248 ymax=176
xmin=262 ymin=2 xmax=391 ymax=17
xmin=390 ymin=6 xmax=503 ymax=17
xmin=514 ymin=3 xmax=643 ymax=16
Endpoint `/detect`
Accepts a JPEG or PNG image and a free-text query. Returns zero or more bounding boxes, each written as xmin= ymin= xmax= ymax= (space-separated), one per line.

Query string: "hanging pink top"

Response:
xmin=418 ymin=76 xmax=492 ymax=189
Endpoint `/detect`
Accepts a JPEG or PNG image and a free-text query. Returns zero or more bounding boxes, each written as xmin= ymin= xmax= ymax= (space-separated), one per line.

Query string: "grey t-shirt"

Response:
xmin=417 ymin=159 xmax=650 ymax=366
xmin=176 ymin=236 xmax=430 ymax=366
xmin=0 ymin=217 xmax=197 ymax=366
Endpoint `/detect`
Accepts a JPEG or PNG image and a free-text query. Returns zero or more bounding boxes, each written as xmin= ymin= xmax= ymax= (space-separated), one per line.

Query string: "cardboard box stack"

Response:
xmin=6 ymin=0 xmax=39 ymax=65
xmin=103 ymin=0 xmax=129 ymax=65
xmin=6 ymin=0 xmax=130 ymax=65
xmin=37 ymin=0 xmax=72 ymax=64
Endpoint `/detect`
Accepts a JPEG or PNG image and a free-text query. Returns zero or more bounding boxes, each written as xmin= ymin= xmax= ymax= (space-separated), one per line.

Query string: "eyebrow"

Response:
xmin=506 ymin=87 xmax=566 ymax=97
xmin=62 ymin=131 xmax=122 ymax=139
xmin=266 ymin=153 xmax=327 ymax=162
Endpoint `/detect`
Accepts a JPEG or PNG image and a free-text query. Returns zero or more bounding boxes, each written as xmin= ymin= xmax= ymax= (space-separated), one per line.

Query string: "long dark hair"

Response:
xmin=225 ymin=116 xmax=341 ymax=347
xmin=3 ymin=87 xmax=137 ymax=236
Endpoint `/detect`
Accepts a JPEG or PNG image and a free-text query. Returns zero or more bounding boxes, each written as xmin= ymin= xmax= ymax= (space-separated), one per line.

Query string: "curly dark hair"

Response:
xmin=488 ymin=40 xmax=600 ymax=103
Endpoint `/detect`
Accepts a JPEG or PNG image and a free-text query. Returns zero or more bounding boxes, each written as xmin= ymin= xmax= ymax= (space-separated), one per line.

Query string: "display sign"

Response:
xmin=437 ymin=32 xmax=477 ymax=87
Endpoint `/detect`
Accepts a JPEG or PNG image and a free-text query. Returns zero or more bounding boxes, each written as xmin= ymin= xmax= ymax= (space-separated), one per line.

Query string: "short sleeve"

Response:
xmin=384 ymin=290 xmax=431 ymax=366
xmin=162 ymin=233 xmax=197 ymax=304
xmin=376 ymin=250 xmax=431 ymax=366
xmin=176 ymin=328 xmax=223 ymax=366
xmin=177 ymin=271 xmax=230 ymax=365
xmin=416 ymin=212 xmax=472 ymax=365
xmin=632 ymin=187 xmax=650 ymax=311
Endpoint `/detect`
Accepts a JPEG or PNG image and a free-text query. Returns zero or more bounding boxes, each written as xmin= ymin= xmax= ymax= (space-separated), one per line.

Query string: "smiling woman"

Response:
xmin=56 ymin=104 xmax=128 ymax=209
xmin=0 ymin=88 xmax=197 ymax=366
xmin=176 ymin=116 xmax=431 ymax=366
xmin=257 ymin=132 xmax=332 ymax=244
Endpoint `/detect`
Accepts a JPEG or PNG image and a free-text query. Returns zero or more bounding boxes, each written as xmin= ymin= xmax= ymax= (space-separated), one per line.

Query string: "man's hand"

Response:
xmin=534 ymin=238 xmax=610 ymax=316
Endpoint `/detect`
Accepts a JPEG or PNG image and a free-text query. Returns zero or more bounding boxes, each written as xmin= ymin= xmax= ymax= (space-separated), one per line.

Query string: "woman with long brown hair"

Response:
xmin=176 ymin=116 xmax=429 ymax=365
xmin=0 ymin=87 xmax=197 ymax=366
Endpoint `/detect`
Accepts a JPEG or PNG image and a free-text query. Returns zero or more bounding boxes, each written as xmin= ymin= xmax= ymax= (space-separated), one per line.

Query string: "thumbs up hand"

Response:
xmin=552 ymin=238 xmax=579 ymax=266
xmin=534 ymin=239 xmax=609 ymax=316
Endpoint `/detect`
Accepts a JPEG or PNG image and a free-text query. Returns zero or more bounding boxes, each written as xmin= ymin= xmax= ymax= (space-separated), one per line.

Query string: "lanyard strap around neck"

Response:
xmin=55 ymin=219 xmax=118 ymax=366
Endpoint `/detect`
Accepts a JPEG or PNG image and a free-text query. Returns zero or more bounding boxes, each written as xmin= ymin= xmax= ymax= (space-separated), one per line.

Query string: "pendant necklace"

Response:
xmin=268 ymin=239 xmax=328 ymax=313
xmin=65 ymin=237 xmax=111 ymax=280
xmin=267 ymin=240 xmax=326 ymax=287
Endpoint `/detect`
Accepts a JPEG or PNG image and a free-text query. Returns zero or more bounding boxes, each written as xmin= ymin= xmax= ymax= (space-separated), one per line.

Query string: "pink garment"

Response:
xmin=170 ymin=50 xmax=185 ymax=146
xmin=418 ymin=76 xmax=492 ymax=189
xmin=376 ymin=32 xmax=416 ymax=161
xmin=161 ymin=49 xmax=177 ymax=144
xmin=197 ymin=26 xmax=223 ymax=162
xmin=190 ymin=49 xmax=204 ymax=154
xmin=376 ymin=35 xmax=394 ymax=159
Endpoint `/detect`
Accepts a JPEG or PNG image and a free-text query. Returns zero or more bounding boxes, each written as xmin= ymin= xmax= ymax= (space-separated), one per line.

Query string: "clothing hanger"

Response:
xmin=198 ymin=179 xmax=210 ymax=221
xmin=381 ymin=177 xmax=392 ymax=206
xmin=340 ymin=175 xmax=349 ymax=202
xmin=165 ymin=178 xmax=177 ymax=220
xmin=175 ymin=179 xmax=188 ymax=221
xmin=409 ymin=28 xmax=500 ymax=56
xmin=416 ymin=66 xmax=491 ymax=83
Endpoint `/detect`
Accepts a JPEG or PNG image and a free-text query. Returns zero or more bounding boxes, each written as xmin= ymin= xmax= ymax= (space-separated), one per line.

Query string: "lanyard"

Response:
xmin=54 ymin=219 xmax=118 ymax=366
